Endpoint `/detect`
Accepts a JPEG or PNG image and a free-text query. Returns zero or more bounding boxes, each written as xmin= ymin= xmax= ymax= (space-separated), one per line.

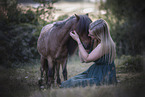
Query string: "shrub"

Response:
xmin=118 ymin=55 xmax=144 ymax=72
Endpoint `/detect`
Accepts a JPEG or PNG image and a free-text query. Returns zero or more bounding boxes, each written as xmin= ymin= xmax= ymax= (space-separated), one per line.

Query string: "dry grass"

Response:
xmin=1 ymin=55 xmax=145 ymax=97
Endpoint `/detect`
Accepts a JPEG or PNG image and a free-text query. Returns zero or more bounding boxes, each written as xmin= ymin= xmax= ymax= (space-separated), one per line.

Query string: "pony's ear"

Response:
xmin=86 ymin=13 xmax=89 ymax=16
xmin=75 ymin=14 xmax=80 ymax=21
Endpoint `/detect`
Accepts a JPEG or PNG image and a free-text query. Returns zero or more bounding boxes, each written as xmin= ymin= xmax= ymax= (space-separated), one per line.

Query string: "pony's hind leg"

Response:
xmin=39 ymin=56 xmax=47 ymax=87
xmin=47 ymin=57 xmax=55 ymax=87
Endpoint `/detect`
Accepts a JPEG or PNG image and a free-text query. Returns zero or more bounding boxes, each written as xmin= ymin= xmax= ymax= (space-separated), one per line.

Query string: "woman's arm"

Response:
xmin=78 ymin=39 xmax=102 ymax=62
xmin=70 ymin=31 xmax=104 ymax=63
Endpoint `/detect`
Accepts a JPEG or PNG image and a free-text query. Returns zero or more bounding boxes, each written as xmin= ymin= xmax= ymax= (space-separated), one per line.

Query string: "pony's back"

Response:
xmin=41 ymin=24 xmax=53 ymax=35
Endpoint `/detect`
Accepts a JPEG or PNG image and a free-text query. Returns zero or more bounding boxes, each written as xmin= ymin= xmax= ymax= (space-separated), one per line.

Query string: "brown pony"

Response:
xmin=37 ymin=14 xmax=92 ymax=87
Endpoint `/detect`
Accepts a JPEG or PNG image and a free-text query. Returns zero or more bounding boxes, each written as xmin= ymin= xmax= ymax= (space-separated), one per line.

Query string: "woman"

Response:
xmin=60 ymin=19 xmax=117 ymax=88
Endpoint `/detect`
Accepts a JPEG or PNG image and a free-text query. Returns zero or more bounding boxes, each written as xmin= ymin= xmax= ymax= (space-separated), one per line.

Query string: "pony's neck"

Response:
xmin=56 ymin=23 xmax=74 ymax=45
xmin=60 ymin=29 xmax=71 ymax=45
xmin=54 ymin=28 xmax=73 ymax=58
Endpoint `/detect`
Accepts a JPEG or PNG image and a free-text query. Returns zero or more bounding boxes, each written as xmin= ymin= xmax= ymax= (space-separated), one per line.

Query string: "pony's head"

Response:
xmin=66 ymin=14 xmax=92 ymax=55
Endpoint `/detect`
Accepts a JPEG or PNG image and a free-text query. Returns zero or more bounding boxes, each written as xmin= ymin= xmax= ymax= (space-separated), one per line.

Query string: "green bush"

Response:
xmin=0 ymin=0 xmax=57 ymax=67
xmin=0 ymin=24 xmax=39 ymax=67
xmin=117 ymin=55 xmax=144 ymax=72
xmin=17 ymin=9 xmax=39 ymax=25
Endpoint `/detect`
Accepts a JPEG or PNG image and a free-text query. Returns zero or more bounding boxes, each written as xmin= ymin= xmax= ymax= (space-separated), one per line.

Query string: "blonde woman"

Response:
xmin=61 ymin=19 xmax=117 ymax=88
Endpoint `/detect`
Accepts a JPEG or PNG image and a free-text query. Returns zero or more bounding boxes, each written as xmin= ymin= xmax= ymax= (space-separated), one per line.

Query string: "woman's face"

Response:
xmin=88 ymin=29 xmax=96 ymax=39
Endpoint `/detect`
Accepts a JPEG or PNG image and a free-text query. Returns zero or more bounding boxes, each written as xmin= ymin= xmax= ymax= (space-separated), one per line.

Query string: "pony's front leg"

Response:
xmin=56 ymin=63 xmax=61 ymax=85
xmin=62 ymin=58 xmax=68 ymax=81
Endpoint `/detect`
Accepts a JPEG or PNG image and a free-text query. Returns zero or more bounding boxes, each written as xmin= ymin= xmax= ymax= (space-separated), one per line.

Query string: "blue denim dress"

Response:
xmin=60 ymin=54 xmax=117 ymax=88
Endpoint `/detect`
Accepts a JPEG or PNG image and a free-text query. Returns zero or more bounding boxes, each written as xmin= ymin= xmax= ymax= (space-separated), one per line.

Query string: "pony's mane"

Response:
xmin=67 ymin=15 xmax=92 ymax=56
xmin=53 ymin=16 xmax=75 ymax=27
xmin=76 ymin=15 xmax=92 ymax=35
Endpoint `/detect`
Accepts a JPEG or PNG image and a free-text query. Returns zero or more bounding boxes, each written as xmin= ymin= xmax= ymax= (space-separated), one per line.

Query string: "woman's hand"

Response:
xmin=70 ymin=30 xmax=80 ymax=42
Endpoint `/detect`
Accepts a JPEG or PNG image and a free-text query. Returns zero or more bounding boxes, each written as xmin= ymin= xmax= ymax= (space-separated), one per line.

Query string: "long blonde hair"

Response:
xmin=89 ymin=19 xmax=116 ymax=63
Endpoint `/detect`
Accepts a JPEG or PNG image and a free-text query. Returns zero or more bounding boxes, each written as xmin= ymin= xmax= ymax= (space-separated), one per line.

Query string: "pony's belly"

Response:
xmin=55 ymin=49 xmax=68 ymax=60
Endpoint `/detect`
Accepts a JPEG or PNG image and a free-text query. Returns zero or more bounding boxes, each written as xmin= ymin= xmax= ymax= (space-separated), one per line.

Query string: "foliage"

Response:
xmin=99 ymin=0 xmax=145 ymax=56
xmin=117 ymin=55 xmax=144 ymax=72
xmin=0 ymin=24 xmax=39 ymax=67
xmin=0 ymin=0 xmax=56 ymax=67
xmin=34 ymin=0 xmax=59 ymax=4
xmin=0 ymin=0 xmax=18 ymax=23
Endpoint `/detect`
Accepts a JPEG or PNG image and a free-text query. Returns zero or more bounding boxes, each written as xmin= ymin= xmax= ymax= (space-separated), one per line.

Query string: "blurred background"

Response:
xmin=0 ymin=0 xmax=145 ymax=97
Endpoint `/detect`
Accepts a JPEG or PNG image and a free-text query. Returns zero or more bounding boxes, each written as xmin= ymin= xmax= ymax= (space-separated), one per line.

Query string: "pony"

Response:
xmin=37 ymin=14 xmax=92 ymax=87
